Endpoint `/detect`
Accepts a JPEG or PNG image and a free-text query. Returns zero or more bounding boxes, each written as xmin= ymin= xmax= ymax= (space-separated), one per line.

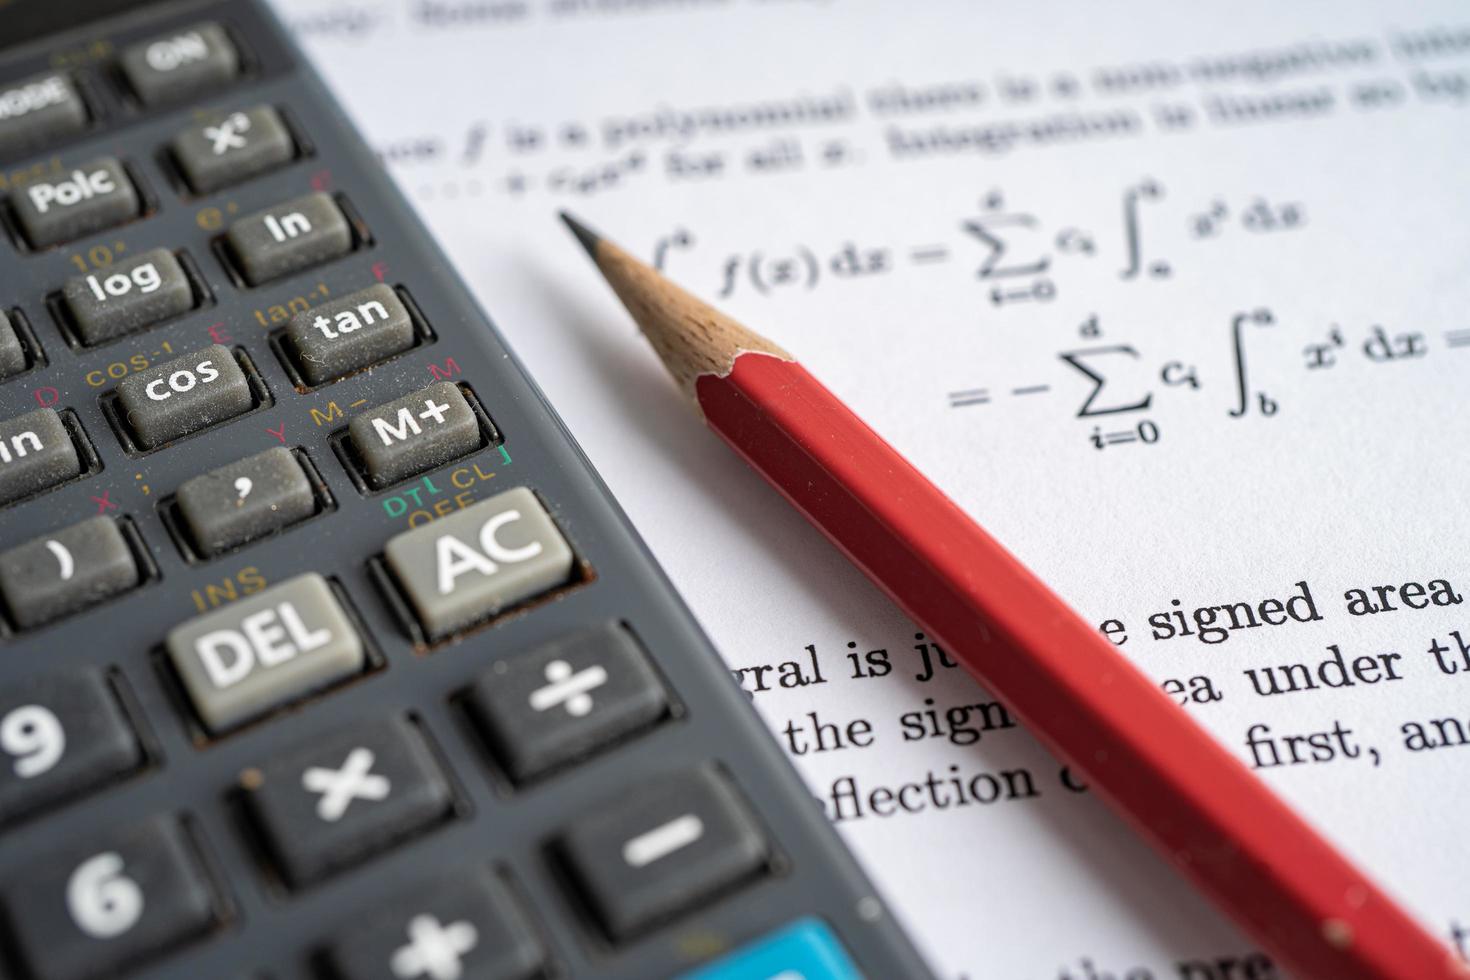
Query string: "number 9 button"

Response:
xmin=0 ymin=668 xmax=142 ymax=828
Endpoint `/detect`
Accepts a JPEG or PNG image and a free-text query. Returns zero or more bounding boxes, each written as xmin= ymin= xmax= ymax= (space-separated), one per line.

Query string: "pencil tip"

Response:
xmin=559 ymin=210 xmax=602 ymax=258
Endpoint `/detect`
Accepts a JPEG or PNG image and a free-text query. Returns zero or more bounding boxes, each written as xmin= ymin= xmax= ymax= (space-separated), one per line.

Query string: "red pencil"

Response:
xmin=562 ymin=212 xmax=1465 ymax=980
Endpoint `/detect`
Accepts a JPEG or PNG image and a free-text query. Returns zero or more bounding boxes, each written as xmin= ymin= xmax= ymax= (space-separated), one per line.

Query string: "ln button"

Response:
xmin=165 ymin=572 xmax=364 ymax=734
xmin=225 ymin=192 xmax=352 ymax=286
xmin=384 ymin=487 xmax=575 ymax=640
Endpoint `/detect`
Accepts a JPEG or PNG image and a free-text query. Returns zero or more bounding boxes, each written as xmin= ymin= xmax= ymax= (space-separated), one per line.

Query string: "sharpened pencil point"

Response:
xmin=559 ymin=211 xmax=602 ymax=259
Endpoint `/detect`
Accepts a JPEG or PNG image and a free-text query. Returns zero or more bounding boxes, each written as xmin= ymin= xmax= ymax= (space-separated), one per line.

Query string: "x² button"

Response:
xmin=204 ymin=111 xmax=249 ymax=154
xmin=303 ymin=747 xmax=391 ymax=822
xmin=245 ymin=717 xmax=452 ymax=887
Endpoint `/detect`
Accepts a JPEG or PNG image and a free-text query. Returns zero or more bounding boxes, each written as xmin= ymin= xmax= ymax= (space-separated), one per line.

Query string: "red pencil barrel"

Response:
xmin=695 ymin=351 xmax=1462 ymax=980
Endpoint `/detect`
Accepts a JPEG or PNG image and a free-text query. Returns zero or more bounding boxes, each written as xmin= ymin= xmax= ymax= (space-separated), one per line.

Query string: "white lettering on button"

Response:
xmin=391 ymin=915 xmax=479 ymax=980
xmin=434 ymin=510 xmax=544 ymax=595
xmin=204 ymin=112 xmax=249 ymax=154
xmin=0 ymin=430 xmax=43 ymax=464
xmin=312 ymin=299 xmax=389 ymax=340
xmin=26 ymin=168 xmax=116 ymax=214
xmin=144 ymin=359 xmax=220 ymax=401
xmin=85 ymin=262 xmax=162 ymax=302
xmin=0 ymin=77 xmax=69 ymax=121
xmin=145 ymin=32 xmax=208 ymax=72
xmin=371 ymin=399 xmax=453 ymax=447
xmin=622 ymin=814 xmax=705 ymax=869
xmin=264 ymin=211 xmax=312 ymax=243
xmin=194 ymin=601 xmax=332 ymax=689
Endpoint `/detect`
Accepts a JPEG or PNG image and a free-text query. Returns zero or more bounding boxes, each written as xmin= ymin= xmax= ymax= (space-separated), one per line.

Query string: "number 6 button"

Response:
xmin=0 ymin=815 xmax=222 ymax=980
xmin=0 ymin=668 xmax=142 ymax=829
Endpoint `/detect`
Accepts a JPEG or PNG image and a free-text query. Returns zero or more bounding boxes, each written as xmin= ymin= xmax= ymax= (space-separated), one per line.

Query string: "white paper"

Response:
xmin=279 ymin=2 xmax=1470 ymax=974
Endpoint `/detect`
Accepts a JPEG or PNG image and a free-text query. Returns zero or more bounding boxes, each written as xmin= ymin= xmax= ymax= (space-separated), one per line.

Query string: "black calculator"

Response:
xmin=0 ymin=2 xmax=934 ymax=978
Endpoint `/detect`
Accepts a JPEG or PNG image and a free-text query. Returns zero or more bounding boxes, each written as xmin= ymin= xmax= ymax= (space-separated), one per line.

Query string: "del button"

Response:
xmin=385 ymin=487 xmax=574 ymax=641
xmin=165 ymin=573 xmax=364 ymax=735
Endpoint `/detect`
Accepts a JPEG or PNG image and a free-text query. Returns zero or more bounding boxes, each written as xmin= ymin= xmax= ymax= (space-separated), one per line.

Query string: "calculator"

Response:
xmin=0 ymin=2 xmax=935 ymax=978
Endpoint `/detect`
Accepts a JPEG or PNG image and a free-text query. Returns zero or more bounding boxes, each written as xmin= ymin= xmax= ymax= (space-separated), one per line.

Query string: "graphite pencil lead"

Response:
xmin=559 ymin=212 xmax=791 ymax=410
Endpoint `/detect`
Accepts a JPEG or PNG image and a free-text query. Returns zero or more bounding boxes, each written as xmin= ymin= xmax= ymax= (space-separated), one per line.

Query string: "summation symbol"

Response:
xmin=529 ymin=659 xmax=608 ymax=717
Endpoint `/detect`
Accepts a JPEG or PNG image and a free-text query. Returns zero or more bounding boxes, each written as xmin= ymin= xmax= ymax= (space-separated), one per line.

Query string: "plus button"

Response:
xmin=418 ymin=398 xmax=451 ymax=425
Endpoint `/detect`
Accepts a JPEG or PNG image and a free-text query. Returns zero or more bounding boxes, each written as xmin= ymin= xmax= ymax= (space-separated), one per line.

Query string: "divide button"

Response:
xmin=165 ymin=572 xmax=364 ymax=734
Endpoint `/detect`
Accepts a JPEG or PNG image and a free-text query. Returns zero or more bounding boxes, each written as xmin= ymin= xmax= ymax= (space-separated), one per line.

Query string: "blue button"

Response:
xmin=678 ymin=918 xmax=863 ymax=980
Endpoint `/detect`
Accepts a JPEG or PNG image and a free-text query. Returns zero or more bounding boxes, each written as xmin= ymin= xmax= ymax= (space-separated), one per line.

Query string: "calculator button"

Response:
xmin=0 ymin=408 xmax=80 ymax=507
xmin=326 ymin=869 xmax=544 ymax=980
xmin=0 ymin=516 xmax=141 ymax=630
xmin=0 ymin=311 xmax=27 ymax=379
xmin=176 ymin=446 xmax=316 ymax=557
xmin=349 ymin=380 xmax=482 ymax=489
xmin=465 ymin=622 xmax=666 ymax=781
xmin=60 ymin=246 xmax=194 ymax=346
xmin=678 ymin=919 xmax=862 ymax=980
xmin=558 ymin=767 xmax=767 ymax=940
xmin=119 ymin=23 xmax=240 ymax=106
xmin=1 ymin=815 xmax=218 ymax=980
xmin=287 ymin=283 xmax=415 ymax=385
xmin=170 ymin=105 xmax=295 ymax=194
xmin=226 ymin=191 xmax=352 ymax=286
xmin=165 ymin=572 xmax=364 ymax=734
xmin=384 ymin=486 xmax=574 ymax=640
xmin=114 ymin=343 xmax=254 ymax=449
xmin=9 ymin=157 xmax=139 ymax=249
xmin=0 ymin=669 xmax=142 ymax=828
xmin=0 ymin=72 xmax=88 ymax=160
xmin=244 ymin=716 xmax=452 ymax=887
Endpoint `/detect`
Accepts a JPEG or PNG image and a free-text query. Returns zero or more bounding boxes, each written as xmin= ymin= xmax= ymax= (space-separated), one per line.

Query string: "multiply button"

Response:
xmin=60 ymin=246 xmax=194 ymax=346
xmin=557 ymin=766 xmax=768 ymax=940
xmin=165 ymin=572 xmax=365 ymax=734
xmin=0 ymin=408 xmax=81 ymax=507
xmin=325 ymin=870 xmax=545 ymax=980
xmin=384 ymin=487 xmax=575 ymax=640
xmin=0 ymin=815 xmax=221 ymax=980
xmin=0 ymin=516 xmax=142 ymax=630
xmin=465 ymin=622 xmax=668 ymax=781
xmin=175 ymin=446 xmax=317 ymax=557
xmin=243 ymin=717 xmax=452 ymax=887
xmin=10 ymin=157 xmax=139 ymax=249
xmin=225 ymin=191 xmax=352 ymax=286
xmin=287 ymin=283 xmax=416 ymax=385
xmin=171 ymin=105 xmax=295 ymax=194
xmin=119 ymin=23 xmax=240 ymax=106
xmin=0 ymin=669 xmax=142 ymax=829
xmin=0 ymin=72 xmax=88 ymax=160
xmin=114 ymin=344 xmax=254 ymax=449
xmin=349 ymin=381 xmax=483 ymax=488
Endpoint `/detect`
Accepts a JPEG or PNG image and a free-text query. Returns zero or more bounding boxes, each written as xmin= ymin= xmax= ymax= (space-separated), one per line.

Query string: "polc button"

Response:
xmin=678 ymin=919 xmax=863 ymax=980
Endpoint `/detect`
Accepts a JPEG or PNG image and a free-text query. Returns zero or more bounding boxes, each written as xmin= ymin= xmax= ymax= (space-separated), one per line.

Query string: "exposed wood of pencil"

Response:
xmin=562 ymin=211 xmax=1465 ymax=980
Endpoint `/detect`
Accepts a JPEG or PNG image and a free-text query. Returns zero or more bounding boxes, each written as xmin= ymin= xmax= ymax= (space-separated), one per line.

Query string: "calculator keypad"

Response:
xmin=325 ymin=869 xmax=545 ymax=980
xmin=118 ymin=23 xmax=240 ymax=106
xmin=286 ymin=282 xmax=415 ymax=385
xmin=0 ymin=668 xmax=142 ymax=827
xmin=244 ymin=716 xmax=452 ymax=887
xmin=465 ymin=621 xmax=668 ymax=782
xmin=170 ymin=105 xmax=295 ymax=193
xmin=175 ymin=446 xmax=317 ymax=556
xmin=384 ymin=487 xmax=575 ymax=639
xmin=0 ymin=71 xmax=88 ymax=159
xmin=0 ymin=815 xmax=220 ymax=980
xmin=558 ymin=766 xmax=768 ymax=940
xmin=0 ymin=516 xmax=141 ymax=629
xmin=165 ymin=572 xmax=365 ymax=734
xmin=60 ymin=246 xmax=194 ymax=346
xmin=0 ymin=408 xmax=80 ymax=506
xmin=114 ymin=343 xmax=254 ymax=448
xmin=226 ymin=191 xmax=353 ymax=285
xmin=10 ymin=157 xmax=140 ymax=249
